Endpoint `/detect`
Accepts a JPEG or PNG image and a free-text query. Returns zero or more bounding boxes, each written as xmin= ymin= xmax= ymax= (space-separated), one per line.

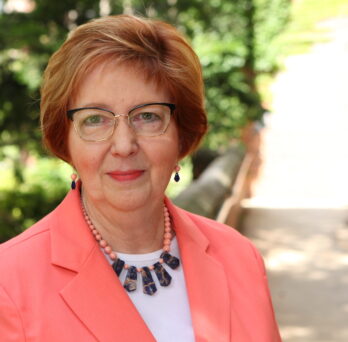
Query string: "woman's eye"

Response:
xmin=83 ymin=115 xmax=105 ymax=125
xmin=133 ymin=112 xmax=160 ymax=122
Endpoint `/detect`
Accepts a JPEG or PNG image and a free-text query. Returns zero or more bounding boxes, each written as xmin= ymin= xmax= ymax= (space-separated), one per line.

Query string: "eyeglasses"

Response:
xmin=67 ymin=102 xmax=176 ymax=142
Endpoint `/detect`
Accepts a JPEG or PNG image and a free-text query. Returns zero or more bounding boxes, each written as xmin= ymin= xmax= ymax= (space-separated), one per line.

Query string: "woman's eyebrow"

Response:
xmin=75 ymin=102 xmax=111 ymax=109
xmin=73 ymin=102 xmax=158 ymax=112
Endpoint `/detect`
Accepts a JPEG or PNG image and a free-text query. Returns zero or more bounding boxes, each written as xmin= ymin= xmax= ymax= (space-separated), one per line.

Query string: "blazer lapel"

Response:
xmin=50 ymin=189 xmax=155 ymax=342
xmin=166 ymin=199 xmax=231 ymax=342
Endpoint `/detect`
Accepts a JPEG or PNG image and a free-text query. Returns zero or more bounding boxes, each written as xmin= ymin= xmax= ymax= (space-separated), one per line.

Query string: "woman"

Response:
xmin=0 ymin=15 xmax=281 ymax=341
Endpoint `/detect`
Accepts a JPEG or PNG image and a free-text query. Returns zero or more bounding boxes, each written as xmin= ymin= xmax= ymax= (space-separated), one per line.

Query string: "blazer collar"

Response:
xmin=50 ymin=186 xmax=94 ymax=271
xmin=165 ymin=198 xmax=231 ymax=342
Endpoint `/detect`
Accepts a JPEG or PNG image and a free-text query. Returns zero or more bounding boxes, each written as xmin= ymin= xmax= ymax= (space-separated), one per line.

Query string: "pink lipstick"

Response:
xmin=107 ymin=170 xmax=144 ymax=182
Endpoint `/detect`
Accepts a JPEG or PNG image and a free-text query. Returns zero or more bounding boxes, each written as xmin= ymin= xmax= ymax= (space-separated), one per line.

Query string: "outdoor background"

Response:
xmin=0 ymin=0 xmax=291 ymax=240
xmin=1 ymin=1 xmax=348 ymax=340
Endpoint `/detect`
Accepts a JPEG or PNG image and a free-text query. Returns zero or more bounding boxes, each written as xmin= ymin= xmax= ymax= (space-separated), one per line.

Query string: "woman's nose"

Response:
xmin=109 ymin=117 xmax=139 ymax=157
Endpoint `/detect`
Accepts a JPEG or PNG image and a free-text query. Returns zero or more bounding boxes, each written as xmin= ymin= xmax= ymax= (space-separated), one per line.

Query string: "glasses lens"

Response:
xmin=73 ymin=108 xmax=115 ymax=141
xmin=129 ymin=104 xmax=171 ymax=136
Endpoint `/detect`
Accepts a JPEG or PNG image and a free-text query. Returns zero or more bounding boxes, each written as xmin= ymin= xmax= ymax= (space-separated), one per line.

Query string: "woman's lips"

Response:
xmin=107 ymin=170 xmax=145 ymax=181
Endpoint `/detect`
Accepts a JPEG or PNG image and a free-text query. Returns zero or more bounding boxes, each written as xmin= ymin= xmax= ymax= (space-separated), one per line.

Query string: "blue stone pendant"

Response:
xmin=112 ymin=258 xmax=125 ymax=276
xmin=141 ymin=267 xmax=157 ymax=295
xmin=160 ymin=252 xmax=180 ymax=270
xmin=153 ymin=262 xmax=172 ymax=287
xmin=124 ymin=266 xmax=137 ymax=292
xmin=71 ymin=180 xmax=76 ymax=190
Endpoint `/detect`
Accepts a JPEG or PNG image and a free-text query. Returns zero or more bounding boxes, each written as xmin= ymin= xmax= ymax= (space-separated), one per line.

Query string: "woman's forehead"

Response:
xmin=75 ymin=57 xmax=168 ymax=92
xmin=70 ymin=61 xmax=172 ymax=110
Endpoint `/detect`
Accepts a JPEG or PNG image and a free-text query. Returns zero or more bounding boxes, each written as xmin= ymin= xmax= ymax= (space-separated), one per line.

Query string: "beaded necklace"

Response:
xmin=81 ymin=201 xmax=180 ymax=295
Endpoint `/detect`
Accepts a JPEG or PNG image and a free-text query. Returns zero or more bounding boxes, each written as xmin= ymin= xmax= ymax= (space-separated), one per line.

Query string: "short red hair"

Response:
xmin=40 ymin=15 xmax=207 ymax=162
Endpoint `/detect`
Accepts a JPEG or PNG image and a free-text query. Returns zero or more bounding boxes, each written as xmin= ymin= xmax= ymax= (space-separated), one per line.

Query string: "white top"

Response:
xmin=106 ymin=237 xmax=195 ymax=342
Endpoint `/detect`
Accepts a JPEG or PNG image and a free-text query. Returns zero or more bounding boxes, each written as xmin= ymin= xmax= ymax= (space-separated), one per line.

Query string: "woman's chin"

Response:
xmin=104 ymin=187 xmax=154 ymax=212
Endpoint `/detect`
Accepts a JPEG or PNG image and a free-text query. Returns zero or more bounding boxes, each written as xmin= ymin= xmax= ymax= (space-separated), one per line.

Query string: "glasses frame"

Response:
xmin=67 ymin=102 xmax=176 ymax=142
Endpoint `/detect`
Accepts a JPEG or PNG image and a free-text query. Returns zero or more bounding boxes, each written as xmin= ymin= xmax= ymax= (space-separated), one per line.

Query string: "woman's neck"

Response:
xmin=82 ymin=193 xmax=165 ymax=254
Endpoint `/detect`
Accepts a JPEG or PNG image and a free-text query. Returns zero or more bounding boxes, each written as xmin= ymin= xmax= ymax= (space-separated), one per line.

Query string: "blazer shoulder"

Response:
xmin=0 ymin=210 xmax=59 ymax=292
xmin=0 ymin=210 xmax=55 ymax=257
xmin=176 ymin=207 xmax=264 ymax=267
xmin=183 ymin=208 xmax=252 ymax=245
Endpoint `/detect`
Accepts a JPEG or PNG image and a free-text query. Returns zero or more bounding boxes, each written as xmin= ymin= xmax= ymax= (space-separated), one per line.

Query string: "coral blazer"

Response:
xmin=0 ymin=189 xmax=281 ymax=342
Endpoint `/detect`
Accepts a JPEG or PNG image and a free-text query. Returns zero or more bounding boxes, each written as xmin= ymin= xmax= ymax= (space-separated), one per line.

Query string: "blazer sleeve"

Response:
xmin=0 ymin=284 xmax=25 ymax=341
xmin=249 ymin=242 xmax=282 ymax=342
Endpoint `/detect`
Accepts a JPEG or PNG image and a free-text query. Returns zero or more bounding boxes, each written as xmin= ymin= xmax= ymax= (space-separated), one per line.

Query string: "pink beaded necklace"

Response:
xmin=81 ymin=200 xmax=180 ymax=296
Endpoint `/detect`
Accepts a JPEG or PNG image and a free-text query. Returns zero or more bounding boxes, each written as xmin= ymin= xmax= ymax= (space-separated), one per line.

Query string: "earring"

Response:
xmin=71 ymin=173 xmax=77 ymax=190
xmin=174 ymin=165 xmax=181 ymax=182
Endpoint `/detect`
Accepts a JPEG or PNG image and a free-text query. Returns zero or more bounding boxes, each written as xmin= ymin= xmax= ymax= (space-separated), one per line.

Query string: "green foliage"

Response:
xmin=254 ymin=0 xmax=290 ymax=72
xmin=0 ymin=0 xmax=290 ymax=241
xmin=0 ymin=155 xmax=70 ymax=242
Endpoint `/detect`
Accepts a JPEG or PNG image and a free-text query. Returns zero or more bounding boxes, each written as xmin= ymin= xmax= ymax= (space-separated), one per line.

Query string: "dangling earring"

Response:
xmin=71 ymin=173 xmax=77 ymax=190
xmin=174 ymin=165 xmax=181 ymax=182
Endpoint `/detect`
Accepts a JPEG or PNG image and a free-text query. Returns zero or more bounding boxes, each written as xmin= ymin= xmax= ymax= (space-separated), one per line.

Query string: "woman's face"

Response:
xmin=68 ymin=61 xmax=180 ymax=211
